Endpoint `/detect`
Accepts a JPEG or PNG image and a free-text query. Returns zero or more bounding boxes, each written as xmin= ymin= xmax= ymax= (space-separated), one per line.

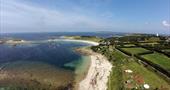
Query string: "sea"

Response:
xmin=0 ymin=32 xmax=124 ymax=89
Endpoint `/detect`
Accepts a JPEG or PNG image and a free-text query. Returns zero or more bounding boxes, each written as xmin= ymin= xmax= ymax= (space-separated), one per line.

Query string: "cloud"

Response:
xmin=0 ymin=0 xmax=112 ymax=32
xmin=162 ymin=20 xmax=170 ymax=28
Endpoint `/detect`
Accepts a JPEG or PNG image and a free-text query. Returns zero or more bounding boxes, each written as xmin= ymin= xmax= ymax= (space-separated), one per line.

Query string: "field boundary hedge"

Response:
xmin=115 ymin=46 xmax=153 ymax=56
xmin=115 ymin=46 xmax=132 ymax=56
xmin=116 ymin=46 xmax=170 ymax=78
xmin=134 ymin=55 xmax=170 ymax=77
xmin=135 ymin=44 xmax=170 ymax=57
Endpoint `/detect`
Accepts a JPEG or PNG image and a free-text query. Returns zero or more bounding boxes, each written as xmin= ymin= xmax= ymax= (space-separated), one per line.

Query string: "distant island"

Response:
xmin=0 ymin=39 xmax=27 ymax=44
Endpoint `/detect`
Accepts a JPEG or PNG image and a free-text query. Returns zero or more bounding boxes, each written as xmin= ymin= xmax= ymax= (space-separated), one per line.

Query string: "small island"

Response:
xmin=0 ymin=38 xmax=29 ymax=46
xmin=6 ymin=39 xmax=26 ymax=44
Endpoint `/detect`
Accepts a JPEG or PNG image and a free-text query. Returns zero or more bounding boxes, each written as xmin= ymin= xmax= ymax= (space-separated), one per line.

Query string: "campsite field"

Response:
xmin=121 ymin=47 xmax=149 ymax=54
xmin=99 ymin=46 xmax=170 ymax=90
xmin=123 ymin=61 xmax=170 ymax=89
xmin=142 ymin=53 xmax=170 ymax=70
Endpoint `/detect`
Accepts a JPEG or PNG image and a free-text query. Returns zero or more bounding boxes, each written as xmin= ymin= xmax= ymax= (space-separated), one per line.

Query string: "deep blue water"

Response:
xmin=0 ymin=41 xmax=90 ymax=71
xmin=0 ymin=32 xmax=125 ymax=71
xmin=0 ymin=32 xmax=125 ymax=40
xmin=0 ymin=32 xmax=125 ymax=88
xmin=0 ymin=32 xmax=123 ymax=88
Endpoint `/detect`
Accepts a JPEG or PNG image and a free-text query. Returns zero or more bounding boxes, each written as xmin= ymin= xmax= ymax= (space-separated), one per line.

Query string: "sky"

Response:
xmin=0 ymin=0 xmax=170 ymax=34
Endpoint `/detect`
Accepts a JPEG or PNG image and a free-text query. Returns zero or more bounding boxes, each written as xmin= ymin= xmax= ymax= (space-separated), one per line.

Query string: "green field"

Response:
xmin=123 ymin=61 xmax=170 ymax=89
xmin=142 ymin=53 xmax=170 ymax=70
xmin=94 ymin=46 xmax=170 ymax=90
xmin=111 ymin=49 xmax=170 ymax=90
xmin=139 ymin=42 xmax=159 ymax=45
xmin=121 ymin=47 xmax=149 ymax=54
xmin=123 ymin=44 xmax=136 ymax=47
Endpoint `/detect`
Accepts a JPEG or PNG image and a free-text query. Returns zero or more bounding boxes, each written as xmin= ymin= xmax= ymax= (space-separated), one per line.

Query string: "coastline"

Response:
xmin=76 ymin=48 xmax=112 ymax=90
xmin=73 ymin=54 xmax=91 ymax=90
xmin=1 ymin=38 xmax=112 ymax=90
xmin=48 ymin=39 xmax=99 ymax=46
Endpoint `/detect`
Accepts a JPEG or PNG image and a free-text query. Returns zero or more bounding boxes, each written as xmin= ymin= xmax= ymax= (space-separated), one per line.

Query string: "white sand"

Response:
xmin=3 ymin=38 xmax=112 ymax=90
xmin=79 ymin=50 xmax=112 ymax=90
xmin=48 ymin=39 xmax=99 ymax=46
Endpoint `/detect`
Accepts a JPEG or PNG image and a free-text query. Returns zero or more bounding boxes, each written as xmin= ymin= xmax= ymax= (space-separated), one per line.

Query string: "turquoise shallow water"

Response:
xmin=0 ymin=40 xmax=91 ymax=89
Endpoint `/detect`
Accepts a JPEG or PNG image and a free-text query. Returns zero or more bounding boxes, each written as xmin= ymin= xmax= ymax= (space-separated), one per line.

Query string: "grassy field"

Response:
xmin=123 ymin=61 xmax=170 ymax=89
xmin=95 ymin=46 xmax=170 ymax=90
xmin=121 ymin=47 xmax=149 ymax=54
xmin=139 ymin=42 xmax=159 ymax=45
xmin=142 ymin=53 xmax=170 ymax=70
xmin=123 ymin=44 xmax=136 ymax=47
xmin=107 ymin=47 xmax=125 ymax=90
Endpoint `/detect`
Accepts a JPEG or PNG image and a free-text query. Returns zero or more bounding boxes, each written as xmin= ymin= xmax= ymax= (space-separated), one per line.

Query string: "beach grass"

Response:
xmin=107 ymin=49 xmax=126 ymax=90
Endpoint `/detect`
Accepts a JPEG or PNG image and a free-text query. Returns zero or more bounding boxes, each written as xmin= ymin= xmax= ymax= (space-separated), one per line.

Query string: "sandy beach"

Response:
xmin=78 ymin=48 xmax=112 ymax=90
xmin=1 ymin=38 xmax=112 ymax=90
xmin=48 ymin=38 xmax=113 ymax=90
xmin=48 ymin=39 xmax=99 ymax=46
xmin=63 ymin=39 xmax=99 ymax=46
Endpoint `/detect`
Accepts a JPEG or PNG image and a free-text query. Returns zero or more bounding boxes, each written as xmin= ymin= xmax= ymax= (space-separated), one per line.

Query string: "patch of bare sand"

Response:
xmin=78 ymin=49 xmax=112 ymax=90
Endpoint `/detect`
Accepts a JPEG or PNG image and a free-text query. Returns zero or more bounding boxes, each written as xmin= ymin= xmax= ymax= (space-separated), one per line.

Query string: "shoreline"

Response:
xmin=48 ymin=39 xmax=99 ymax=46
xmin=1 ymin=38 xmax=112 ymax=90
xmin=73 ymin=54 xmax=91 ymax=90
xmin=77 ymin=48 xmax=112 ymax=90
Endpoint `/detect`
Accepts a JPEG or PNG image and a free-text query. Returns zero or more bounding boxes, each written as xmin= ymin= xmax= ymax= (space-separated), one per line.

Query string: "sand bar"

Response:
xmin=48 ymin=39 xmax=99 ymax=46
